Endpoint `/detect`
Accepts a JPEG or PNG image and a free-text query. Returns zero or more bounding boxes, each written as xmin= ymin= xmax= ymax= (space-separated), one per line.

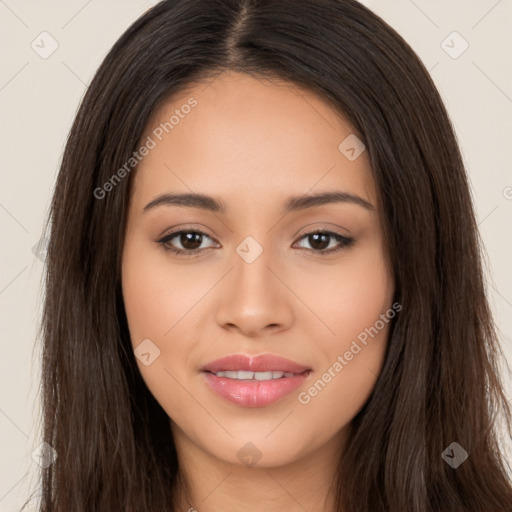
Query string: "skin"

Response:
xmin=121 ymin=70 xmax=395 ymax=512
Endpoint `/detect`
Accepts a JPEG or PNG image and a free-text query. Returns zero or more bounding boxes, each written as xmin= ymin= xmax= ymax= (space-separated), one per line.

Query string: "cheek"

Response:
xmin=294 ymin=323 xmax=390 ymax=458
xmin=292 ymin=240 xmax=393 ymax=422
xmin=121 ymin=240 xmax=202 ymax=422
xmin=297 ymin=238 xmax=393 ymax=347
xmin=121 ymin=239 xmax=203 ymax=344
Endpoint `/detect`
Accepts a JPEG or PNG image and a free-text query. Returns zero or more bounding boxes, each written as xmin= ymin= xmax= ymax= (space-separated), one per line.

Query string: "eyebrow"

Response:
xmin=142 ymin=191 xmax=375 ymax=214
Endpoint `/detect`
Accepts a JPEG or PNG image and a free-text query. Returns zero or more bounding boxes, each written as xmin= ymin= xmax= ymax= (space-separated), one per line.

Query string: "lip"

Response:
xmin=201 ymin=354 xmax=311 ymax=373
xmin=201 ymin=354 xmax=312 ymax=408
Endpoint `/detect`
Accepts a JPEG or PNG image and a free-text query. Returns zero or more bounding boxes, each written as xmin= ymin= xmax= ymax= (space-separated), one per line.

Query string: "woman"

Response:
xmin=29 ymin=0 xmax=512 ymax=510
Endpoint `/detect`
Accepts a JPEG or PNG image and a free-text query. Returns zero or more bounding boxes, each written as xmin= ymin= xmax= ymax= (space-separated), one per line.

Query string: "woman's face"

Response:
xmin=122 ymin=71 xmax=395 ymax=467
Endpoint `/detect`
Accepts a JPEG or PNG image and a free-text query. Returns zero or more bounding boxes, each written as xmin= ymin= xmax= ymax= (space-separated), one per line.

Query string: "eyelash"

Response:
xmin=156 ymin=228 xmax=355 ymax=257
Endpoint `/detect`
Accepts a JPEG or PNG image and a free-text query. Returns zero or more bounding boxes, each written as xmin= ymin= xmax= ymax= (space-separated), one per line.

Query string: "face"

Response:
xmin=121 ymin=71 xmax=395 ymax=468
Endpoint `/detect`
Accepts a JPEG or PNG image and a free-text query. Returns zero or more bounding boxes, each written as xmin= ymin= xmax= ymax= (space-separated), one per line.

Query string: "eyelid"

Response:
xmin=155 ymin=223 xmax=217 ymax=240
xmin=293 ymin=221 xmax=352 ymax=238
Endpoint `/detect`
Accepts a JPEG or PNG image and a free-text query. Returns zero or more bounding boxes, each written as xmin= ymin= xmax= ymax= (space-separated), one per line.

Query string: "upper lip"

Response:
xmin=201 ymin=354 xmax=311 ymax=374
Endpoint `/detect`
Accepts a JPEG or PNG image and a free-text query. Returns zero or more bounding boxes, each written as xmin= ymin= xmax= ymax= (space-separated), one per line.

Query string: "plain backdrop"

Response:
xmin=1 ymin=1 xmax=511 ymax=510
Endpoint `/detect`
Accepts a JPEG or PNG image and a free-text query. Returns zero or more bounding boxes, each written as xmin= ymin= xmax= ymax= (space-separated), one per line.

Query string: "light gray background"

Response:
xmin=1 ymin=1 xmax=511 ymax=510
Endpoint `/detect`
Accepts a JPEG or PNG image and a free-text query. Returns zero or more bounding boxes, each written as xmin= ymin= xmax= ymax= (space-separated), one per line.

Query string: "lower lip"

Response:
xmin=202 ymin=371 xmax=311 ymax=407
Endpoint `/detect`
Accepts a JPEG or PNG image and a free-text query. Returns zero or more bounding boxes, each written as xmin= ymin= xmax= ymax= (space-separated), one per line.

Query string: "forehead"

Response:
xmin=131 ymin=71 xmax=376 ymax=212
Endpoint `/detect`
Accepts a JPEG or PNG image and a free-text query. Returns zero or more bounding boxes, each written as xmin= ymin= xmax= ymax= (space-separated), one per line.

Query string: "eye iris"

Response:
xmin=180 ymin=232 xmax=203 ymax=250
xmin=309 ymin=233 xmax=330 ymax=251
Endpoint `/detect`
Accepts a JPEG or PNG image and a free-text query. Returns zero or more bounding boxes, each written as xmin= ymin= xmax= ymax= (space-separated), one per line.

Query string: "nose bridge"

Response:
xmin=232 ymin=233 xmax=278 ymax=300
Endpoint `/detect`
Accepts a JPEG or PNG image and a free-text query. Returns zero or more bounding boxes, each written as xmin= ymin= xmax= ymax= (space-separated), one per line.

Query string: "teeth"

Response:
xmin=255 ymin=371 xmax=278 ymax=380
xmin=213 ymin=370 xmax=296 ymax=380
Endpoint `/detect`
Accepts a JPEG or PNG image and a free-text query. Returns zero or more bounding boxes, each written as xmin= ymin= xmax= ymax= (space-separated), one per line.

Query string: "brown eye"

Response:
xmin=173 ymin=231 xmax=203 ymax=250
xmin=293 ymin=230 xmax=355 ymax=255
xmin=157 ymin=229 xmax=217 ymax=255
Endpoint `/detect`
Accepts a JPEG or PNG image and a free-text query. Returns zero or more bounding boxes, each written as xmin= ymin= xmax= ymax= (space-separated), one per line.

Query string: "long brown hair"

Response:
xmin=27 ymin=0 xmax=512 ymax=510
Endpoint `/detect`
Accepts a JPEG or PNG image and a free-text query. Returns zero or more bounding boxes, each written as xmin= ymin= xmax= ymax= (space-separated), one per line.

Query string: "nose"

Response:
xmin=215 ymin=245 xmax=294 ymax=338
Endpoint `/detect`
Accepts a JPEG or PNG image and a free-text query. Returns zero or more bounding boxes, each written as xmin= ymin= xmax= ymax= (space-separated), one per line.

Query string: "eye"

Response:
xmin=292 ymin=229 xmax=355 ymax=255
xmin=157 ymin=229 xmax=218 ymax=256
xmin=156 ymin=228 xmax=355 ymax=256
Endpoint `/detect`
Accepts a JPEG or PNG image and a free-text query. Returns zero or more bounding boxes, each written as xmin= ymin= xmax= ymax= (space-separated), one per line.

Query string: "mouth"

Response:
xmin=200 ymin=354 xmax=312 ymax=407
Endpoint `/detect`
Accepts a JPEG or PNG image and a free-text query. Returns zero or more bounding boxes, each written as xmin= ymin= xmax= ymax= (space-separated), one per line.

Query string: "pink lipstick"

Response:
xmin=201 ymin=354 xmax=312 ymax=407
